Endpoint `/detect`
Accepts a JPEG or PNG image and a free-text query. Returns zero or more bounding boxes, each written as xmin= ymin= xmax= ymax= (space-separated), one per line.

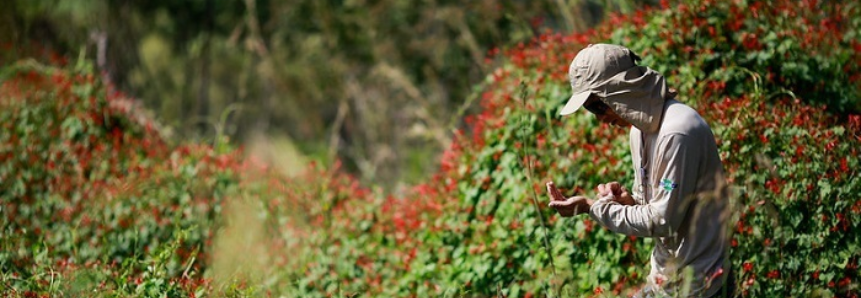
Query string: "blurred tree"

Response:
xmin=4 ymin=0 xmax=655 ymax=189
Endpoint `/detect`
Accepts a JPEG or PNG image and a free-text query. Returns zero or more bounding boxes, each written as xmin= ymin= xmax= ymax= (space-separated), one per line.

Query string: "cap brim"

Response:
xmin=559 ymin=91 xmax=591 ymax=115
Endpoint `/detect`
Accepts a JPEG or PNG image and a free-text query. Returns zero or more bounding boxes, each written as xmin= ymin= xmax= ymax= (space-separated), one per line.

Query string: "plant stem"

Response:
xmin=516 ymin=81 xmax=559 ymax=297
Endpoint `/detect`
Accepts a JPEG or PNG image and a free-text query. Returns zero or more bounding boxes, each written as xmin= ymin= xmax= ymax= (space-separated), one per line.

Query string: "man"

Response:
xmin=546 ymin=44 xmax=732 ymax=297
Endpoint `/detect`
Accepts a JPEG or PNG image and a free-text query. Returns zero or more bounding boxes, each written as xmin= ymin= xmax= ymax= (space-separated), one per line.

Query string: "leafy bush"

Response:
xmin=266 ymin=0 xmax=861 ymax=297
xmin=1 ymin=0 xmax=860 ymax=297
xmin=0 ymin=59 xmax=248 ymax=296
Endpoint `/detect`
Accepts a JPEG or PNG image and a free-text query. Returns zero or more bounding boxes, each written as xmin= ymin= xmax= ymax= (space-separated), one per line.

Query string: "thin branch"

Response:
xmin=516 ymin=81 xmax=559 ymax=297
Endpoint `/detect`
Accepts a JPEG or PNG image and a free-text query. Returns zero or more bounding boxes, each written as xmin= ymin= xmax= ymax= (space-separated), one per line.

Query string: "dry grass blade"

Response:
xmin=516 ymin=81 xmax=559 ymax=297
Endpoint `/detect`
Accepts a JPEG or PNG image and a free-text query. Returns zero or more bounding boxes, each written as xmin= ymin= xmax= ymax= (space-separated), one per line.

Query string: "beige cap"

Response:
xmin=560 ymin=44 xmax=641 ymax=115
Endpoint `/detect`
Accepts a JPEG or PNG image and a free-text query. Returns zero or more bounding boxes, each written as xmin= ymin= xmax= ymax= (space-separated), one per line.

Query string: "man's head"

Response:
xmin=559 ymin=43 xmax=675 ymax=133
xmin=560 ymin=44 xmax=641 ymax=116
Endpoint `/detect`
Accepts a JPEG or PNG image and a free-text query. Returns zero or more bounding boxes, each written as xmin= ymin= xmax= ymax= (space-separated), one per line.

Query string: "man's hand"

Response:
xmin=548 ymin=196 xmax=592 ymax=217
xmin=596 ymin=181 xmax=635 ymax=205
xmin=547 ymin=182 xmax=593 ymax=217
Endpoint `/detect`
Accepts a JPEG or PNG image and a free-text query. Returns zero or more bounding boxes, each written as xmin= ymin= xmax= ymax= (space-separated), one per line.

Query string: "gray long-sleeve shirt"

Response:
xmin=589 ymin=100 xmax=729 ymax=297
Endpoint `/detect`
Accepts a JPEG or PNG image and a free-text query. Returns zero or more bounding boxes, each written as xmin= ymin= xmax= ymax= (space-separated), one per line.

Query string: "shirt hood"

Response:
xmin=595 ymin=65 xmax=675 ymax=133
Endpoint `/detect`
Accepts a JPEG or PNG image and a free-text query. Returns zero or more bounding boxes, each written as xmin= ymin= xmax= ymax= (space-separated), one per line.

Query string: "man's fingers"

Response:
xmin=549 ymin=182 xmax=566 ymax=201
xmin=547 ymin=182 xmax=565 ymax=201
xmin=597 ymin=184 xmax=606 ymax=195
xmin=617 ymin=191 xmax=635 ymax=205
xmin=608 ymin=181 xmax=621 ymax=189
xmin=549 ymin=196 xmax=580 ymax=207
xmin=548 ymin=200 xmax=568 ymax=207
xmin=553 ymin=185 xmax=565 ymax=200
xmin=608 ymin=181 xmax=623 ymax=196
xmin=547 ymin=183 xmax=557 ymax=200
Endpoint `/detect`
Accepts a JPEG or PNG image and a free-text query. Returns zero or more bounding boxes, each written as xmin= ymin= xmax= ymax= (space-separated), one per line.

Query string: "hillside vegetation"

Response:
xmin=2 ymin=0 xmax=655 ymax=188
xmin=1 ymin=0 xmax=860 ymax=297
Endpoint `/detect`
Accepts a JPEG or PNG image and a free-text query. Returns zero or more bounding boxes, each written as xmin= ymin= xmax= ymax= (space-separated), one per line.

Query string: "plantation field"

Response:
xmin=2 ymin=0 xmax=861 ymax=297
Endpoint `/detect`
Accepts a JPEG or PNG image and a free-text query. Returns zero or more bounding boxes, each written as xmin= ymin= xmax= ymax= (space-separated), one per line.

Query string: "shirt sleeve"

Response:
xmin=588 ymin=133 xmax=699 ymax=237
xmin=629 ymin=129 xmax=645 ymax=204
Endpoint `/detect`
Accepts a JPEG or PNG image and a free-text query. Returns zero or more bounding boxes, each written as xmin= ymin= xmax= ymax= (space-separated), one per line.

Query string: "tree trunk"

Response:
xmin=197 ymin=0 xmax=214 ymax=136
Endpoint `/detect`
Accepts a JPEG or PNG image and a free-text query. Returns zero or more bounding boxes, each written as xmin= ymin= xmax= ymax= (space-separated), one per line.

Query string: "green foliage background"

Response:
xmin=1 ymin=0 xmax=860 ymax=297
xmin=1 ymin=0 xmax=652 ymax=188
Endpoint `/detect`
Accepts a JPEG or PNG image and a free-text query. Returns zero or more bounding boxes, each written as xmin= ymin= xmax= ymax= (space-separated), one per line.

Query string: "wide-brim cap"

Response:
xmin=559 ymin=91 xmax=591 ymax=115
